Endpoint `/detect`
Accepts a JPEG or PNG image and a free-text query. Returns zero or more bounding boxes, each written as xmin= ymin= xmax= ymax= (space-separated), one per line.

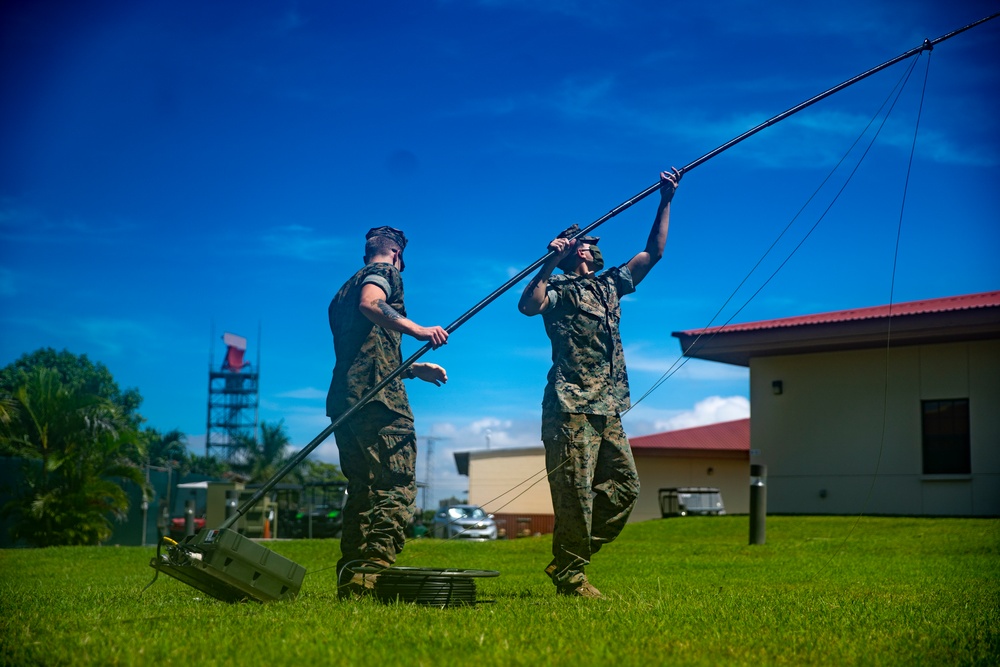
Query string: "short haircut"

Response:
xmin=366 ymin=234 xmax=401 ymax=258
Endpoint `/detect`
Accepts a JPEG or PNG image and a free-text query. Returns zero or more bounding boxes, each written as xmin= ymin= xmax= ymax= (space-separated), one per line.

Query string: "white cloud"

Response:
xmin=273 ymin=408 xmax=539 ymax=506
xmin=266 ymin=405 xmax=332 ymax=445
xmin=908 ymin=128 xmax=998 ymax=168
xmin=625 ymin=344 xmax=749 ymax=381
xmin=419 ymin=394 xmax=754 ymax=506
xmin=464 ymin=76 xmax=999 ymax=170
xmin=276 ymin=387 xmax=327 ymax=400
xmin=423 ymin=415 xmax=540 ymax=449
xmin=652 ymin=395 xmax=750 ymax=432
xmin=622 ymin=344 xmax=685 ymax=374
xmin=407 ymin=415 xmax=543 ymax=508
xmin=672 ymin=359 xmax=749 ymax=382
xmin=273 ymin=224 xmax=314 ymax=234
xmin=270 ymin=397 xmax=748 ymax=512
xmin=183 ymin=433 xmax=206 ymax=458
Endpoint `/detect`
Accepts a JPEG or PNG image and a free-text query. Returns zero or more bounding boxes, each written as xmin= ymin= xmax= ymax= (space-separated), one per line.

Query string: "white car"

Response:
xmin=432 ymin=505 xmax=497 ymax=540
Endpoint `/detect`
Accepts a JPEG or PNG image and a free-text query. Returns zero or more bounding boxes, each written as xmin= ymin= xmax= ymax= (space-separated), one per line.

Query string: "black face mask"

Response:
xmin=588 ymin=245 xmax=605 ymax=272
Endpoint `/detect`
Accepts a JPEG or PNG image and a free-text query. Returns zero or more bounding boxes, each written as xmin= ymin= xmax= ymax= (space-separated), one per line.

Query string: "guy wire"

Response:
xmin=419 ymin=454 xmax=575 ymax=542
xmin=305 ymin=19 xmax=971 ymax=577
xmin=222 ymin=15 xmax=997 ymax=542
xmin=626 ymin=54 xmax=922 ymax=415
xmin=312 ymin=53 xmax=928 ymax=562
xmin=432 ymin=20 xmax=992 ymax=546
xmin=817 ymin=48 xmax=933 ymax=573
xmin=441 ymin=52 xmax=919 ymax=542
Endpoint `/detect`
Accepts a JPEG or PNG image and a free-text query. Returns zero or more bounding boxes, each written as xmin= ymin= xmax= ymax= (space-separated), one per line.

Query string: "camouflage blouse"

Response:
xmin=541 ymin=265 xmax=636 ymax=416
xmin=326 ymin=262 xmax=412 ymax=421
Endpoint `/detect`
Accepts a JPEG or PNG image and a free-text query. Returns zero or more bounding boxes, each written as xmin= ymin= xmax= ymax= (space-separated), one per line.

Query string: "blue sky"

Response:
xmin=2 ymin=1 xmax=998 ymax=508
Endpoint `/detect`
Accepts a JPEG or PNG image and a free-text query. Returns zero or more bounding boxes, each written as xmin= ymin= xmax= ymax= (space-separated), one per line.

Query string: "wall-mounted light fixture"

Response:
xmin=772 ymin=380 xmax=783 ymax=395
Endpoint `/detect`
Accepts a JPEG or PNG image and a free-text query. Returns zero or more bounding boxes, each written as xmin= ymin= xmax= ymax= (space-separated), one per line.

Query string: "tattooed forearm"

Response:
xmin=374 ymin=299 xmax=403 ymax=321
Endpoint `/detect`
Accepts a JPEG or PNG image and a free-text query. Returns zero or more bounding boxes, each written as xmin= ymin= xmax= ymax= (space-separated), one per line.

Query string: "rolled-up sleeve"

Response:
xmin=361 ymin=274 xmax=392 ymax=299
xmin=544 ymin=288 xmax=560 ymax=310
xmin=615 ymin=265 xmax=636 ymax=297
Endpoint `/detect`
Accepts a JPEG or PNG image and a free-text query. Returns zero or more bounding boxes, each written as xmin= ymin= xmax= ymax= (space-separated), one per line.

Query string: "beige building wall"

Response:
xmin=750 ymin=339 xmax=1000 ymax=516
xmin=205 ymin=481 xmax=244 ymax=528
xmin=632 ymin=455 xmax=749 ymax=521
xmin=467 ymin=448 xmax=553 ymax=516
xmin=466 ymin=447 xmax=751 ymax=523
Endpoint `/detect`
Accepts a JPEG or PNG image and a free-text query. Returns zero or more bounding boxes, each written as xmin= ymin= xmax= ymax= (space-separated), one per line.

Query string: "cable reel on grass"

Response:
xmin=355 ymin=565 xmax=500 ymax=608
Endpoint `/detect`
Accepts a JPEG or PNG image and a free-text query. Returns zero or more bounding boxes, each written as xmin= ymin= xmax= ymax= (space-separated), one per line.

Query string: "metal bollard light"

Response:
xmin=749 ymin=464 xmax=767 ymax=545
xmin=184 ymin=499 xmax=196 ymax=537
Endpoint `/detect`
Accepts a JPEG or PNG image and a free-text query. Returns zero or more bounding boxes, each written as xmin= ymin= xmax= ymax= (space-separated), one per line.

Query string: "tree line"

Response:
xmin=0 ymin=348 xmax=343 ymax=547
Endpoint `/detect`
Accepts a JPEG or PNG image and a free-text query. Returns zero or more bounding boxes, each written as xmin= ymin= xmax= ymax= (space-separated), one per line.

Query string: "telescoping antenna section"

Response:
xmin=148 ymin=14 xmax=998 ymax=604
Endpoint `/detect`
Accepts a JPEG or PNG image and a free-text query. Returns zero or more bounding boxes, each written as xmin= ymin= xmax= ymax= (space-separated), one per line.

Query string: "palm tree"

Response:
xmin=231 ymin=420 xmax=292 ymax=483
xmin=145 ymin=428 xmax=188 ymax=465
xmin=0 ymin=367 xmax=145 ymax=546
xmin=293 ymin=459 xmax=347 ymax=485
xmin=185 ymin=452 xmax=229 ymax=478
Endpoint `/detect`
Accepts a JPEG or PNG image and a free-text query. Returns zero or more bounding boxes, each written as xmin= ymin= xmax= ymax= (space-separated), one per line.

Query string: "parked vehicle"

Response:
xmin=168 ymin=516 xmax=206 ymax=540
xmin=658 ymin=487 xmax=726 ymax=517
xmin=287 ymin=504 xmax=343 ymax=538
xmin=432 ymin=504 xmax=497 ymax=540
xmin=285 ymin=483 xmax=348 ymax=539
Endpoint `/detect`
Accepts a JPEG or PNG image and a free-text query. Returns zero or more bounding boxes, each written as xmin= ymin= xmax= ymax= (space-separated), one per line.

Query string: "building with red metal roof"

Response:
xmin=628 ymin=418 xmax=750 ymax=521
xmin=454 ymin=418 xmax=753 ymax=534
xmin=672 ymin=290 xmax=1000 ymax=367
xmin=672 ymin=291 xmax=1000 ymax=517
xmin=630 ymin=418 xmax=749 ymax=455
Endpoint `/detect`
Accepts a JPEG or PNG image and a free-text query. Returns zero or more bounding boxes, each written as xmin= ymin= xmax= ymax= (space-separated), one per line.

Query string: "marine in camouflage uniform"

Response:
xmin=519 ymin=169 xmax=682 ymax=598
xmin=327 ymin=226 xmax=449 ymax=595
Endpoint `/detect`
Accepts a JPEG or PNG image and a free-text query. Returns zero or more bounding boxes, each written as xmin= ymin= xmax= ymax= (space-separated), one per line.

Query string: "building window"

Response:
xmin=922 ymin=399 xmax=971 ymax=475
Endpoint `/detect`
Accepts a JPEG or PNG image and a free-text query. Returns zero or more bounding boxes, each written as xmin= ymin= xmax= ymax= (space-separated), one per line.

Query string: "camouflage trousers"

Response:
xmin=542 ymin=412 xmax=640 ymax=587
xmin=333 ymin=401 xmax=416 ymax=576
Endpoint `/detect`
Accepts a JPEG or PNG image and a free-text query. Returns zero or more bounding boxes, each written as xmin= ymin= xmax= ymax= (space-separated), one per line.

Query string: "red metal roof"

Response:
xmin=675 ymin=291 xmax=1000 ymax=336
xmin=630 ymin=418 xmax=749 ymax=452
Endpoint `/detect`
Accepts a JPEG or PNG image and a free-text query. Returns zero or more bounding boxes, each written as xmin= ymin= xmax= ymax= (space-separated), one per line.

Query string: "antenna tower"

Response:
xmin=206 ymin=331 xmax=260 ymax=459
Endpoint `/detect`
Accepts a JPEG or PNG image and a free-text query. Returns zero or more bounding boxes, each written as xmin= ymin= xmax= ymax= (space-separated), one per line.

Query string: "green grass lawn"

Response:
xmin=1 ymin=516 xmax=997 ymax=666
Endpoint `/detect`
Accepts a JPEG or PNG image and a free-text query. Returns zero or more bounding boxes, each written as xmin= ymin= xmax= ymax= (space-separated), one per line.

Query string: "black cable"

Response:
xmin=371 ymin=567 xmax=499 ymax=607
xmin=140 ymin=537 xmax=165 ymax=594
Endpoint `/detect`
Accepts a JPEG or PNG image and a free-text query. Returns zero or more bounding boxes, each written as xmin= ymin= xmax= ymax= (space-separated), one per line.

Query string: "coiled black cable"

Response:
xmin=363 ymin=567 xmax=499 ymax=608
